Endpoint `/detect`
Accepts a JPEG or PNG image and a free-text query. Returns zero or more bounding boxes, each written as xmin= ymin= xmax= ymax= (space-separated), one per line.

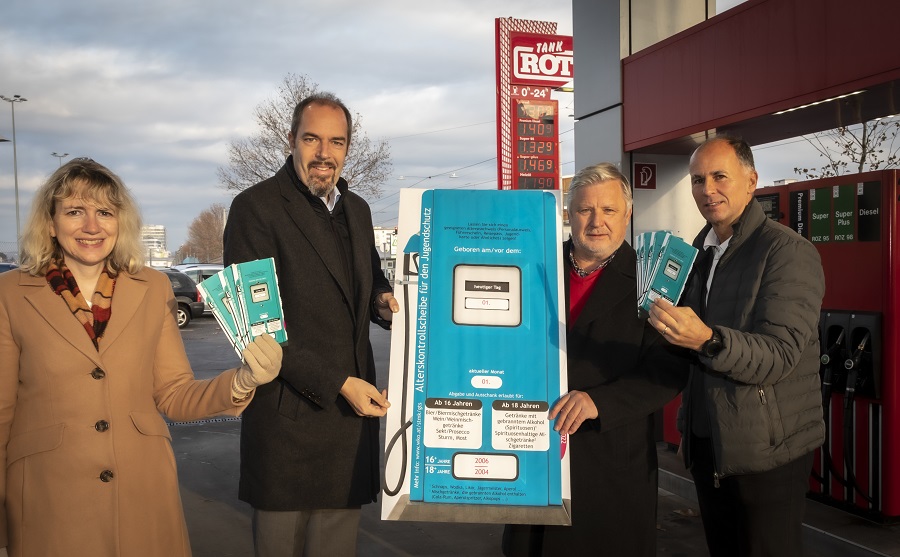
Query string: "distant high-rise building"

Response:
xmin=142 ymin=225 xmax=167 ymax=251
xmin=373 ymin=227 xmax=397 ymax=283
xmin=141 ymin=224 xmax=172 ymax=267
xmin=373 ymin=227 xmax=397 ymax=256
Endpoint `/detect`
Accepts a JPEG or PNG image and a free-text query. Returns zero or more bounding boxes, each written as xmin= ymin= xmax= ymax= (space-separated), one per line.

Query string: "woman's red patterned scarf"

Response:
xmin=46 ymin=260 xmax=116 ymax=350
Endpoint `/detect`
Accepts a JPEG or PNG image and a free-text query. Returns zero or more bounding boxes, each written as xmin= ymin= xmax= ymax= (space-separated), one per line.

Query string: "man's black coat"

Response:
xmin=504 ymin=241 xmax=688 ymax=556
xmin=224 ymin=160 xmax=390 ymax=510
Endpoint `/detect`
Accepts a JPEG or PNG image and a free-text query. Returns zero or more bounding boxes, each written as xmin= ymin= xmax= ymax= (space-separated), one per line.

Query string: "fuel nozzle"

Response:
xmin=820 ymin=330 xmax=844 ymax=402
xmin=843 ymin=332 xmax=871 ymax=410
xmin=844 ymin=332 xmax=870 ymax=374
xmin=820 ymin=330 xmax=844 ymax=367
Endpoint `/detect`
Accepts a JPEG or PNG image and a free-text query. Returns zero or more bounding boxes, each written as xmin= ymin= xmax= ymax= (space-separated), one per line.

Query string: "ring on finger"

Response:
xmin=663 ymin=326 xmax=669 ymax=335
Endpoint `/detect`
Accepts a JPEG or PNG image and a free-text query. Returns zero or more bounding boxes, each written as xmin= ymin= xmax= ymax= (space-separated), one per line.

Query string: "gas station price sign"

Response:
xmin=512 ymin=98 xmax=559 ymax=190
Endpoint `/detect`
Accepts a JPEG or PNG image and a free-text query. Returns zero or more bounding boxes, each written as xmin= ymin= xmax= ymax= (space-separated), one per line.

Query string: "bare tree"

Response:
xmin=175 ymin=203 xmax=227 ymax=264
xmin=218 ymin=73 xmax=392 ymax=199
xmin=794 ymin=116 xmax=900 ymax=180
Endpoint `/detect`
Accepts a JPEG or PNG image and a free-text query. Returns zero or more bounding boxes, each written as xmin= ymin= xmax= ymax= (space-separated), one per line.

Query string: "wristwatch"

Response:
xmin=700 ymin=329 xmax=724 ymax=358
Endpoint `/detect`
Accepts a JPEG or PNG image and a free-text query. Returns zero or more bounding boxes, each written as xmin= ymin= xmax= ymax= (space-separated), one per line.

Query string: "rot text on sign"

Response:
xmin=510 ymin=32 xmax=573 ymax=89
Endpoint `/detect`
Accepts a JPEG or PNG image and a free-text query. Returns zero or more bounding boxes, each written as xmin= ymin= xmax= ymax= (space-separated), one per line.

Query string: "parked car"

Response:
xmin=0 ymin=262 xmax=18 ymax=274
xmin=174 ymin=263 xmax=224 ymax=284
xmin=161 ymin=268 xmax=205 ymax=328
xmin=173 ymin=263 xmax=224 ymax=313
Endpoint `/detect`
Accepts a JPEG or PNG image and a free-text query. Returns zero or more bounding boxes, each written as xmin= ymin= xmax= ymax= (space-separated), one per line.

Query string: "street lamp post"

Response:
xmin=1 ymin=94 xmax=27 ymax=260
xmin=51 ymin=152 xmax=69 ymax=167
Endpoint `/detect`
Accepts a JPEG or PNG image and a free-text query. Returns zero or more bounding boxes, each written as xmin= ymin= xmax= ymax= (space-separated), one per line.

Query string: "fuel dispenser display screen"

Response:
xmin=756 ymin=192 xmax=780 ymax=221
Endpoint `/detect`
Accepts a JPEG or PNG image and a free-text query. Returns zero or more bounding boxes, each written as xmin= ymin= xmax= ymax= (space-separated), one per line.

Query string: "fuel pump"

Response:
xmin=815 ymin=314 xmax=879 ymax=506
xmin=753 ymin=170 xmax=899 ymax=522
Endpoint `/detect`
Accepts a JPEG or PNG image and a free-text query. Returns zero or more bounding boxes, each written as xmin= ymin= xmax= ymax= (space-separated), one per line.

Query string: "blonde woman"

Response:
xmin=0 ymin=158 xmax=282 ymax=556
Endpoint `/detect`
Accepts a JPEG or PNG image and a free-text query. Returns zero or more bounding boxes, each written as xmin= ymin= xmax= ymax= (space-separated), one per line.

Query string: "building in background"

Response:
xmin=373 ymin=226 xmax=397 ymax=283
xmin=142 ymin=224 xmax=173 ymax=267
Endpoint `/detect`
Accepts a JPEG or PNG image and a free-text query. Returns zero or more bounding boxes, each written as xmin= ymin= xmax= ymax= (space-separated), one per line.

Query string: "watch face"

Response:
xmin=703 ymin=335 xmax=723 ymax=357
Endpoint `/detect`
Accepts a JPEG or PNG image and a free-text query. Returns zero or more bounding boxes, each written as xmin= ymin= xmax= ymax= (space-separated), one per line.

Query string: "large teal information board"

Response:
xmin=382 ymin=189 xmax=570 ymax=525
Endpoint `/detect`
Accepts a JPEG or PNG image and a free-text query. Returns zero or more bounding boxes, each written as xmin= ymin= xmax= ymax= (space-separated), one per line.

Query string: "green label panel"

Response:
xmin=832 ymin=184 xmax=855 ymax=242
xmin=809 ymin=187 xmax=831 ymax=243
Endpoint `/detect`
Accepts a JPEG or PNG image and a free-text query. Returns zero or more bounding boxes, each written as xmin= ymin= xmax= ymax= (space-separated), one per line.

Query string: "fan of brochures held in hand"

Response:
xmin=196 ymin=257 xmax=288 ymax=357
xmin=636 ymin=231 xmax=699 ymax=318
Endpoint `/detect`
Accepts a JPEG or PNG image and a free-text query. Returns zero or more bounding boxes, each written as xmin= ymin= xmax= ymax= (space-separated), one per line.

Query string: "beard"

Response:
xmin=293 ymin=155 xmax=339 ymax=198
xmin=306 ymin=174 xmax=336 ymax=198
xmin=572 ymin=230 xmax=620 ymax=264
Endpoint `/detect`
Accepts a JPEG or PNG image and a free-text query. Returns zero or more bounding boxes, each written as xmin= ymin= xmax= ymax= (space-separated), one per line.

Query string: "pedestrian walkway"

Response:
xmin=658 ymin=446 xmax=900 ymax=557
xmin=176 ymin=421 xmax=899 ymax=557
xmin=174 ymin=319 xmax=900 ymax=556
xmin=173 ymin=419 xmax=711 ymax=556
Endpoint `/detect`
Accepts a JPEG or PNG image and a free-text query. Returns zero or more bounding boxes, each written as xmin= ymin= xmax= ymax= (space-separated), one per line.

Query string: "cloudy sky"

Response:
xmin=0 ymin=0 xmax=815 ymax=257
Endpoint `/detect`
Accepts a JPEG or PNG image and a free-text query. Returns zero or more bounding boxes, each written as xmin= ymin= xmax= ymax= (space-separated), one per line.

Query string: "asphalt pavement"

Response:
xmin=173 ymin=315 xmax=898 ymax=557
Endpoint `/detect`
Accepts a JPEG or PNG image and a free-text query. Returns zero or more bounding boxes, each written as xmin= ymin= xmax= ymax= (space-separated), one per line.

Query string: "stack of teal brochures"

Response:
xmin=196 ymin=257 xmax=288 ymax=356
xmin=635 ymin=231 xmax=698 ymax=317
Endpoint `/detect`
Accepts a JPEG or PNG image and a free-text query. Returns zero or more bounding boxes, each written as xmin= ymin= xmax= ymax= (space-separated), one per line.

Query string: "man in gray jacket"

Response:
xmin=649 ymin=136 xmax=825 ymax=557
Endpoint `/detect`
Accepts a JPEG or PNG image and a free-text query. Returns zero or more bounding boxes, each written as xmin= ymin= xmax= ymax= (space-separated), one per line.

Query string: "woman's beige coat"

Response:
xmin=0 ymin=267 xmax=249 ymax=556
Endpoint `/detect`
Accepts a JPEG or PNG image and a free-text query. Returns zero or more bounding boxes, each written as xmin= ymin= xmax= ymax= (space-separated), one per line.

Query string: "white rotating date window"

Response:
xmin=452 ymin=265 xmax=521 ymax=327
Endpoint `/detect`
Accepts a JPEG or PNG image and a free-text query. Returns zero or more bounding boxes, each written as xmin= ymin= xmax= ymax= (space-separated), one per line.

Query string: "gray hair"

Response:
xmin=567 ymin=162 xmax=633 ymax=209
